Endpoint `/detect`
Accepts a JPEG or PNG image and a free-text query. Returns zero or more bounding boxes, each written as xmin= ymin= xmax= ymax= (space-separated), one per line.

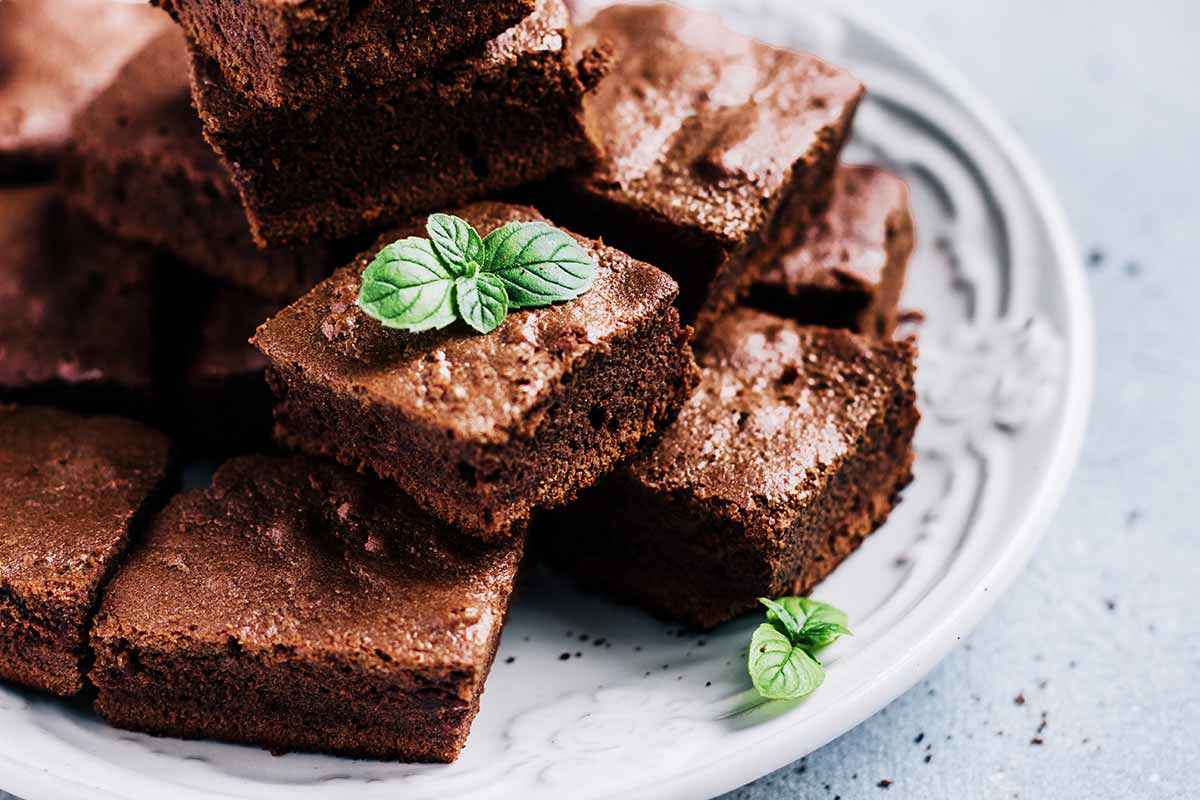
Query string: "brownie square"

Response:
xmin=59 ymin=29 xmax=336 ymax=302
xmin=543 ymin=309 xmax=919 ymax=629
xmin=190 ymin=0 xmax=608 ymax=247
xmin=0 ymin=406 xmax=171 ymax=696
xmin=539 ymin=4 xmax=863 ymax=334
xmin=0 ymin=0 xmax=169 ymax=181
xmin=747 ymin=166 xmax=915 ymax=338
xmin=155 ymin=0 xmax=537 ymax=109
xmin=253 ymin=202 xmax=699 ymax=541
xmin=0 ymin=186 xmax=159 ymax=415
xmin=91 ymin=454 xmax=524 ymax=762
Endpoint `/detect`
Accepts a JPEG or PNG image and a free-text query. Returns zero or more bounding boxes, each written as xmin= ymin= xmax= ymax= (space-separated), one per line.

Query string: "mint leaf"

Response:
xmin=357 ymin=237 xmax=457 ymax=332
xmin=455 ymin=273 xmax=508 ymax=335
xmin=427 ymin=213 xmax=483 ymax=277
xmin=747 ymin=623 xmax=826 ymax=700
xmin=792 ymin=597 xmax=850 ymax=630
xmin=481 ymin=221 xmax=596 ymax=308
xmin=795 ymin=620 xmax=853 ymax=652
xmin=759 ymin=597 xmax=803 ymax=637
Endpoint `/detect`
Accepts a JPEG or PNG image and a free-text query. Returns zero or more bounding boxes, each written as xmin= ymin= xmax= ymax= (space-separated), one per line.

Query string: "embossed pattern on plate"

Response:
xmin=0 ymin=2 xmax=1092 ymax=798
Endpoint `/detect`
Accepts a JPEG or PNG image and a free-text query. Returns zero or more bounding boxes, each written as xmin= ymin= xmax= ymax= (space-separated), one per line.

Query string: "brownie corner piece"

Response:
xmin=546 ymin=3 xmax=864 ymax=334
xmin=0 ymin=406 xmax=171 ymax=696
xmin=190 ymin=0 xmax=602 ymax=246
xmin=156 ymin=0 xmax=538 ymax=108
xmin=252 ymin=202 xmax=699 ymax=541
xmin=747 ymin=165 xmax=916 ymax=338
xmin=90 ymin=454 xmax=523 ymax=762
xmin=543 ymin=309 xmax=919 ymax=629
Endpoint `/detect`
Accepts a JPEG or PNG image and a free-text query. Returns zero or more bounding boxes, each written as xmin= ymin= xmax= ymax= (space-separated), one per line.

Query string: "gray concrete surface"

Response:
xmin=722 ymin=1 xmax=1200 ymax=798
xmin=3 ymin=2 xmax=1197 ymax=799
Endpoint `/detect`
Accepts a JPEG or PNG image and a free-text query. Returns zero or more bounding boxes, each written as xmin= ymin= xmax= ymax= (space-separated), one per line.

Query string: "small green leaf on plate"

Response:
xmin=357 ymin=237 xmax=457 ymax=332
xmin=759 ymin=597 xmax=804 ymax=637
xmin=481 ymin=221 xmax=596 ymax=308
xmin=747 ymin=623 xmax=826 ymax=701
xmin=455 ymin=273 xmax=509 ymax=335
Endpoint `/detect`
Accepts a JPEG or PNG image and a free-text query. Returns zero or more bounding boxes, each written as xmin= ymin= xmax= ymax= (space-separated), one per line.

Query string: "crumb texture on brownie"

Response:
xmin=0 ymin=186 xmax=157 ymax=400
xmin=191 ymin=0 xmax=604 ymax=246
xmin=91 ymin=455 xmax=523 ymax=761
xmin=749 ymin=165 xmax=915 ymax=337
xmin=545 ymin=309 xmax=919 ymax=628
xmin=59 ymin=29 xmax=333 ymax=301
xmin=0 ymin=0 xmax=168 ymax=179
xmin=155 ymin=0 xmax=538 ymax=108
xmin=0 ymin=406 xmax=171 ymax=695
xmin=254 ymin=202 xmax=698 ymax=540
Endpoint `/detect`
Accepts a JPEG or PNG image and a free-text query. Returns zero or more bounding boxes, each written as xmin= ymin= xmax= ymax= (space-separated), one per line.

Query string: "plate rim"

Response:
xmin=0 ymin=2 xmax=1094 ymax=799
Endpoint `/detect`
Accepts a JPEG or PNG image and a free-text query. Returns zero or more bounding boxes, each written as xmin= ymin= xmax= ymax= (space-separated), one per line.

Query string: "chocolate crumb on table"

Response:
xmin=0 ymin=186 xmax=160 ymax=418
xmin=90 ymin=454 xmax=523 ymax=763
xmin=59 ymin=28 xmax=337 ymax=302
xmin=534 ymin=3 xmax=864 ymax=334
xmin=0 ymin=0 xmax=168 ymax=181
xmin=747 ymin=165 xmax=916 ymax=339
xmin=0 ymin=406 xmax=171 ymax=696
xmin=189 ymin=0 xmax=609 ymax=247
xmin=253 ymin=202 xmax=699 ymax=542
xmin=153 ymin=0 xmax=538 ymax=109
xmin=542 ymin=308 xmax=919 ymax=629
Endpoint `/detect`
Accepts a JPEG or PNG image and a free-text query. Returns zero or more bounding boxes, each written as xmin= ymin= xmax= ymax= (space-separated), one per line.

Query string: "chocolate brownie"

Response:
xmin=538 ymin=3 xmax=863 ymax=333
xmin=190 ymin=0 xmax=608 ymax=247
xmin=59 ymin=29 xmax=335 ymax=302
xmin=0 ymin=406 xmax=171 ymax=696
xmin=747 ymin=166 xmax=915 ymax=338
xmin=0 ymin=0 xmax=168 ymax=181
xmin=91 ymin=454 xmax=523 ymax=762
xmin=253 ymin=202 xmax=699 ymax=541
xmin=155 ymin=0 xmax=537 ymax=109
xmin=0 ymin=186 xmax=159 ymax=415
xmin=542 ymin=309 xmax=919 ymax=629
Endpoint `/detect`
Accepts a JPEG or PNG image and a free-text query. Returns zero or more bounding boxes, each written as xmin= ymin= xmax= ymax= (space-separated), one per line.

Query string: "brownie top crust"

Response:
xmin=630 ymin=308 xmax=915 ymax=529
xmin=0 ymin=186 xmax=156 ymax=391
xmin=0 ymin=0 xmax=168 ymax=177
xmin=758 ymin=165 xmax=913 ymax=293
xmin=253 ymin=202 xmax=681 ymax=444
xmin=572 ymin=3 xmax=864 ymax=245
xmin=0 ymin=405 xmax=171 ymax=602
xmin=94 ymin=455 xmax=522 ymax=669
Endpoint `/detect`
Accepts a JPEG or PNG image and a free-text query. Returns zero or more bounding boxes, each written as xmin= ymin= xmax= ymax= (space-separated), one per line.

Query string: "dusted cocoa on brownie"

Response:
xmin=155 ymin=0 xmax=537 ymax=109
xmin=538 ymin=3 xmax=863 ymax=334
xmin=0 ymin=406 xmax=171 ymax=696
xmin=91 ymin=454 xmax=523 ymax=762
xmin=191 ymin=0 xmax=608 ymax=247
xmin=0 ymin=0 xmax=168 ymax=181
xmin=0 ymin=186 xmax=159 ymax=415
xmin=253 ymin=202 xmax=699 ymax=541
xmin=59 ymin=29 xmax=335 ymax=302
xmin=542 ymin=309 xmax=919 ymax=629
xmin=747 ymin=166 xmax=915 ymax=338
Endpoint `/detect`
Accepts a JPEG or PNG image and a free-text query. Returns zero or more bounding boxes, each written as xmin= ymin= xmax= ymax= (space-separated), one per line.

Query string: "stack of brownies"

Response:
xmin=0 ymin=0 xmax=919 ymax=762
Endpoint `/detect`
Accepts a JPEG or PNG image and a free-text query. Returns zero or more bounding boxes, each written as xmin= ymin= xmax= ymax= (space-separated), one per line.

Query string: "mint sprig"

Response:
xmin=747 ymin=596 xmax=852 ymax=701
xmin=357 ymin=213 xmax=597 ymax=335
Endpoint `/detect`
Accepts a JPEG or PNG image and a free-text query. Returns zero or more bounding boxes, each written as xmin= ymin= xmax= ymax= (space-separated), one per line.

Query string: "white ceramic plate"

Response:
xmin=0 ymin=1 xmax=1093 ymax=798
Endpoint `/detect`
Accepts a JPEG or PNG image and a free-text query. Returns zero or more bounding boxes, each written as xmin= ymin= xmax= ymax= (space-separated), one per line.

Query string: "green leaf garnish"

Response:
xmin=746 ymin=596 xmax=851 ymax=701
xmin=481 ymin=221 xmax=596 ymax=308
xmin=357 ymin=214 xmax=597 ymax=334
xmin=748 ymin=623 xmax=826 ymax=700
xmin=456 ymin=273 xmax=508 ymax=335
xmin=357 ymin=237 xmax=458 ymax=332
